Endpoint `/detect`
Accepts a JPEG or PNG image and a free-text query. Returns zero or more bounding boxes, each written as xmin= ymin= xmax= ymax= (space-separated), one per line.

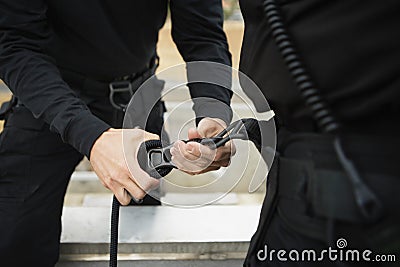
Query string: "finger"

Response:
xmin=172 ymin=141 xmax=230 ymax=172
xmin=178 ymin=142 xmax=216 ymax=167
xmin=181 ymin=165 xmax=221 ymax=176
xmin=172 ymin=140 xmax=234 ymax=169
xmin=132 ymin=174 xmax=160 ymax=194
xmin=207 ymin=145 xmax=231 ymax=162
xmin=188 ymin=127 xmax=202 ymax=139
xmin=182 ymin=139 xmax=236 ymax=163
xmin=213 ymin=141 xmax=237 ymax=161
xmin=173 ymin=141 xmax=216 ymax=162
xmin=171 ymin=153 xmax=212 ymax=173
xmin=109 ymin=183 xmax=131 ymax=206
xmin=112 ymin=171 xmax=151 ymax=200
xmin=171 ymin=153 xmax=202 ymax=172
xmin=196 ymin=165 xmax=221 ymax=174
xmin=170 ymin=146 xmax=199 ymax=164
xmin=186 ymin=142 xmax=216 ymax=160
xmin=213 ymin=158 xmax=231 ymax=168
xmin=228 ymin=141 xmax=237 ymax=156
xmin=172 ymin=141 xmax=200 ymax=160
xmin=129 ymin=171 xmax=160 ymax=197
xmin=124 ymin=179 xmax=148 ymax=200
xmin=144 ymin=132 xmax=160 ymax=141
xmin=197 ymin=118 xmax=227 ymax=137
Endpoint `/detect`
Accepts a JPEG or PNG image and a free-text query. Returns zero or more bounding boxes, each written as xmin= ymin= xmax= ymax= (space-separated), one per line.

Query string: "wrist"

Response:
xmin=64 ymin=111 xmax=111 ymax=158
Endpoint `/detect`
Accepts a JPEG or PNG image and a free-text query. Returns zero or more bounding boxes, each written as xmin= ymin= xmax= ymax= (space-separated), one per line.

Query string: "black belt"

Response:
xmin=59 ymin=56 xmax=159 ymax=102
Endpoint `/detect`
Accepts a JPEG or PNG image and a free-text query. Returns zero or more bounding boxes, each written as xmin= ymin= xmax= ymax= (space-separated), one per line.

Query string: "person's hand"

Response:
xmin=170 ymin=117 xmax=236 ymax=175
xmin=90 ymin=128 xmax=160 ymax=205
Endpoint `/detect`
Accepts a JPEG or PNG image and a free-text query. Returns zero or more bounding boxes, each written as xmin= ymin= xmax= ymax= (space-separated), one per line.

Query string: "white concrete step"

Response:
xmin=58 ymin=205 xmax=262 ymax=266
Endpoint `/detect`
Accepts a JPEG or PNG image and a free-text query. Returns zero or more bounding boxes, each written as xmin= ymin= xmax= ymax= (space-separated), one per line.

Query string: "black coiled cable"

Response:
xmin=262 ymin=0 xmax=382 ymax=222
xmin=262 ymin=0 xmax=339 ymax=134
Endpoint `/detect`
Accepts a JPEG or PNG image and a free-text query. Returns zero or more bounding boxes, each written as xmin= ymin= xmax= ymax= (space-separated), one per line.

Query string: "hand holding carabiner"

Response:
xmin=170 ymin=118 xmax=237 ymax=175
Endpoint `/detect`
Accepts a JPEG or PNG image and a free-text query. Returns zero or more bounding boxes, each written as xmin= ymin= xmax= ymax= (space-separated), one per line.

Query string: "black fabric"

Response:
xmin=244 ymin=139 xmax=400 ymax=267
xmin=59 ymin=55 xmax=159 ymax=99
xmin=0 ymin=105 xmax=83 ymax=267
xmin=239 ymin=0 xmax=400 ymax=134
xmin=239 ymin=0 xmax=400 ymax=266
xmin=0 ymin=0 xmax=232 ymax=157
xmin=0 ymin=88 xmax=164 ymax=266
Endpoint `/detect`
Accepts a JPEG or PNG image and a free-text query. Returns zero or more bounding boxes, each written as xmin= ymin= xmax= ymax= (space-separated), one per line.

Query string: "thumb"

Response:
xmin=144 ymin=132 xmax=160 ymax=141
xmin=188 ymin=127 xmax=202 ymax=139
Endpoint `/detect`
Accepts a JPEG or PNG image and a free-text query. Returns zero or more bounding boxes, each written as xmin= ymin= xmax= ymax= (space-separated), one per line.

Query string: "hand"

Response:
xmin=170 ymin=117 xmax=236 ymax=175
xmin=90 ymin=128 xmax=160 ymax=205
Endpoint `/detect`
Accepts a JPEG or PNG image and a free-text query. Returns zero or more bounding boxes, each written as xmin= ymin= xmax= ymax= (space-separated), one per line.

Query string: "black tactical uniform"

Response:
xmin=239 ymin=0 xmax=400 ymax=266
xmin=0 ymin=1 xmax=231 ymax=266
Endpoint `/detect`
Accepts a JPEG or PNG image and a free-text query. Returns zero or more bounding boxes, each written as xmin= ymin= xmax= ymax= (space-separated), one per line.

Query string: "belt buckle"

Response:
xmin=109 ymin=80 xmax=133 ymax=111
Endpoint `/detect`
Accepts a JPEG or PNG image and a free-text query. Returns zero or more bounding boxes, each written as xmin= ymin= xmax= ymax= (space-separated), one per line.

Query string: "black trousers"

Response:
xmin=244 ymin=133 xmax=400 ymax=267
xmin=0 ymin=89 xmax=162 ymax=266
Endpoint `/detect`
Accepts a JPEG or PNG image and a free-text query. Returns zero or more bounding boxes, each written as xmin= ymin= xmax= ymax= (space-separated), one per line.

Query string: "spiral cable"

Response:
xmin=262 ymin=0 xmax=340 ymax=133
xmin=262 ymin=0 xmax=382 ymax=222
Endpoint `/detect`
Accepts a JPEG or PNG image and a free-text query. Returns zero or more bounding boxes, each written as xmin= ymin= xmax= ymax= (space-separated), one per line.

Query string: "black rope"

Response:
xmin=110 ymin=196 xmax=120 ymax=267
xmin=109 ymin=139 xmax=173 ymax=267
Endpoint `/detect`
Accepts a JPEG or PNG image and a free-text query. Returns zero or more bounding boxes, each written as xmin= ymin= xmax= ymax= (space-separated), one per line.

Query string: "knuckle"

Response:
xmin=104 ymin=175 xmax=113 ymax=187
xmin=121 ymin=198 xmax=131 ymax=206
xmin=138 ymin=180 xmax=150 ymax=191
xmin=150 ymin=178 xmax=160 ymax=187
xmin=109 ymin=171 xmax=119 ymax=181
xmin=115 ymin=172 xmax=127 ymax=183
xmin=111 ymin=167 xmax=129 ymax=182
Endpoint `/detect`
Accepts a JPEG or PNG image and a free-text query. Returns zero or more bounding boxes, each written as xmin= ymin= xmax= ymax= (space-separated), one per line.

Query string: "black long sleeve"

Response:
xmin=0 ymin=0 xmax=232 ymax=158
xmin=0 ymin=0 xmax=110 ymax=158
xmin=171 ymin=0 xmax=233 ymax=125
xmin=239 ymin=0 xmax=400 ymax=133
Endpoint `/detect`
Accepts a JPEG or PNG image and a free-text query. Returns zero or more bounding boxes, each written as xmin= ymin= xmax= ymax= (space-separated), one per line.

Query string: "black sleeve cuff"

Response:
xmin=186 ymin=63 xmax=233 ymax=126
xmin=64 ymin=110 xmax=111 ymax=158
xmin=192 ymin=95 xmax=233 ymax=126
